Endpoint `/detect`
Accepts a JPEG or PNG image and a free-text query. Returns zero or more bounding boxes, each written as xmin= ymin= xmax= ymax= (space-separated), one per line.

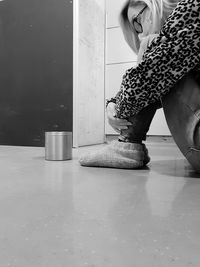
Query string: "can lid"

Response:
xmin=45 ymin=131 xmax=72 ymax=136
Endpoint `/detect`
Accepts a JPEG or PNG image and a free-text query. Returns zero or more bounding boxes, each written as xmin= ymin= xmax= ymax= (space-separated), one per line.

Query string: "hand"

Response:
xmin=106 ymin=102 xmax=132 ymax=133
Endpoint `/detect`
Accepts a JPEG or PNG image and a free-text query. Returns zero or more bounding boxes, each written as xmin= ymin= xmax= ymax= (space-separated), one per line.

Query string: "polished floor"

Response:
xmin=0 ymin=138 xmax=200 ymax=267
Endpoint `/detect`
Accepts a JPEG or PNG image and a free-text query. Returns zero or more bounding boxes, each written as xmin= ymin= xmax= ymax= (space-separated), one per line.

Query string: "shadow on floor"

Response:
xmin=152 ymin=158 xmax=200 ymax=178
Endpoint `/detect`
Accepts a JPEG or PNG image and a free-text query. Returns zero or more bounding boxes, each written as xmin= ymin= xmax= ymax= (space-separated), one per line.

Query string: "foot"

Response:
xmin=79 ymin=141 xmax=150 ymax=169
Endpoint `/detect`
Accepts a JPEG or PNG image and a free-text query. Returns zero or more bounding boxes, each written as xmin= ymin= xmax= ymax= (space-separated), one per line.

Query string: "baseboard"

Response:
xmin=106 ymin=135 xmax=174 ymax=143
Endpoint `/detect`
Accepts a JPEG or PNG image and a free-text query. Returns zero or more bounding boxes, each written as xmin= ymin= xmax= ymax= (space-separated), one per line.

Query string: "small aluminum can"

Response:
xmin=45 ymin=131 xmax=72 ymax=161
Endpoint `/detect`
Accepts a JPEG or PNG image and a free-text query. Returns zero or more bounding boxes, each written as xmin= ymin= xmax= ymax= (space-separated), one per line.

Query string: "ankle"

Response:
xmin=118 ymin=135 xmax=143 ymax=144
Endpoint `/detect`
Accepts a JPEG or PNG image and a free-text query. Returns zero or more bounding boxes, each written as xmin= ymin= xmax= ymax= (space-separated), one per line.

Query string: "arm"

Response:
xmin=115 ymin=0 xmax=200 ymax=118
xmin=106 ymin=35 xmax=159 ymax=108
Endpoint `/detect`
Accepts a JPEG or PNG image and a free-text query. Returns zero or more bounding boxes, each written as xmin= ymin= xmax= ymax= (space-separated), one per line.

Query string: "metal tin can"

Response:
xmin=45 ymin=131 xmax=72 ymax=161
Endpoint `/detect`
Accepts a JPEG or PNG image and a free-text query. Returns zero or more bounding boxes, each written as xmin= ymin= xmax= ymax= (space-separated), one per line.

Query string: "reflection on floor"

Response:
xmin=0 ymin=137 xmax=200 ymax=267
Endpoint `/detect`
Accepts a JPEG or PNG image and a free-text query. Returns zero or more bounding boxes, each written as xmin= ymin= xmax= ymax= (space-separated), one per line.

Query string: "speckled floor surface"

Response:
xmin=0 ymin=139 xmax=200 ymax=267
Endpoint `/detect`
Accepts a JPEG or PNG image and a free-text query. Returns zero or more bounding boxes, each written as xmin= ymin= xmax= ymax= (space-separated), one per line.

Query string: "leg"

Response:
xmin=119 ymin=102 xmax=159 ymax=143
xmin=162 ymin=72 xmax=200 ymax=172
xmin=79 ymin=103 xmax=158 ymax=169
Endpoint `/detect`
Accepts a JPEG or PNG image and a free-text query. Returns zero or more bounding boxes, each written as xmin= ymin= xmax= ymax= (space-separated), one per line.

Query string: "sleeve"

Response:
xmin=114 ymin=0 xmax=200 ymax=119
xmin=106 ymin=97 xmax=117 ymax=108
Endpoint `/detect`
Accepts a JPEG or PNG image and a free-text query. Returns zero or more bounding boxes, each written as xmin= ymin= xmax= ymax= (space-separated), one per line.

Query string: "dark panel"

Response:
xmin=0 ymin=0 xmax=73 ymax=146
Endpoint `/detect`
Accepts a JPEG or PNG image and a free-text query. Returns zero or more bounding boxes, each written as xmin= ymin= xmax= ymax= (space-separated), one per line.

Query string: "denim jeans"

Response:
xmin=119 ymin=72 xmax=200 ymax=172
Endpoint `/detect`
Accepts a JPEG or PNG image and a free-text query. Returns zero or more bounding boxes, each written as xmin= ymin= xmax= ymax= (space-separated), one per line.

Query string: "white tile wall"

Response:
xmin=106 ymin=0 xmax=126 ymax=27
xmin=106 ymin=28 xmax=137 ymax=64
xmin=105 ymin=63 xmax=137 ymax=100
xmin=105 ymin=0 xmax=171 ymax=136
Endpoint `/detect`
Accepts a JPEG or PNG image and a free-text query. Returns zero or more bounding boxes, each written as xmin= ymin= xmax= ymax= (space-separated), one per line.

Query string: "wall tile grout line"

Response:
xmin=106 ymin=26 xmax=120 ymax=29
xmin=106 ymin=61 xmax=137 ymax=66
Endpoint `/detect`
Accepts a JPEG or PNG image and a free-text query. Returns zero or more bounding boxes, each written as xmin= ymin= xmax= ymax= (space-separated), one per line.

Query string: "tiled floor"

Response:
xmin=0 ymin=138 xmax=200 ymax=267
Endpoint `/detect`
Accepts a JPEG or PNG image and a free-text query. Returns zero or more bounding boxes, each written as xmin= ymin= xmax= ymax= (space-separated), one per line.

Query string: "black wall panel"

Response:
xmin=0 ymin=0 xmax=73 ymax=146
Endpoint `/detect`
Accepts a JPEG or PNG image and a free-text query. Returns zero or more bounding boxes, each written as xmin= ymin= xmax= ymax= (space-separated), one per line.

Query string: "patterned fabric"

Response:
xmin=108 ymin=0 xmax=200 ymax=119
